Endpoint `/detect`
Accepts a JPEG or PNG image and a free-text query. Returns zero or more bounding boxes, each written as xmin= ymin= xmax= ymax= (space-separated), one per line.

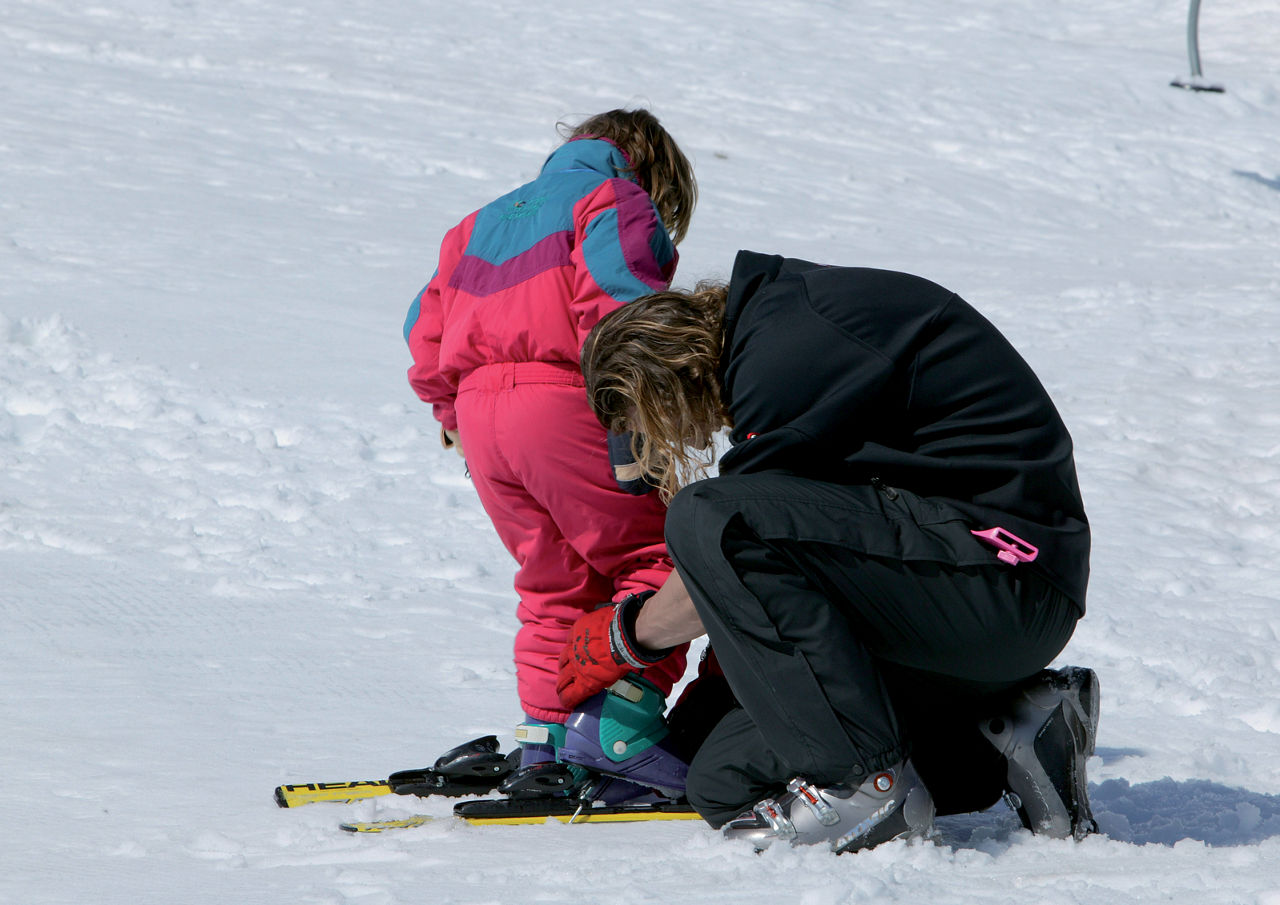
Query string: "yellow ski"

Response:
xmin=342 ymin=815 xmax=434 ymax=832
xmin=274 ymin=780 xmax=393 ymax=808
xmin=462 ymin=809 xmax=703 ymax=826
xmin=340 ymin=808 xmax=702 ymax=833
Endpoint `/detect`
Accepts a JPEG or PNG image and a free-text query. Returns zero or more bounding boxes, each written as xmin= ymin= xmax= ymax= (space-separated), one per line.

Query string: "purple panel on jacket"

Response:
xmin=448 ymin=231 xmax=574 ymax=297
xmin=613 ymin=191 xmax=673 ymax=291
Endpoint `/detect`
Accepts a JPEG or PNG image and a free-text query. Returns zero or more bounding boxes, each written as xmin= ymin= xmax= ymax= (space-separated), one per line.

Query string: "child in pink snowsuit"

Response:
xmin=404 ymin=109 xmax=697 ymax=727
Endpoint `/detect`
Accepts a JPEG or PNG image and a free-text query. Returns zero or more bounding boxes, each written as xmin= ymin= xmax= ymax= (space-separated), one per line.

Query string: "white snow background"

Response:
xmin=3 ymin=0 xmax=1280 ymax=902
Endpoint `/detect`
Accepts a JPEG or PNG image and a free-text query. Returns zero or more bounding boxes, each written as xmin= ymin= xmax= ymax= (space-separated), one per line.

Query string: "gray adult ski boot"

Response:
xmin=722 ymin=760 xmax=936 ymax=854
xmin=980 ymin=666 xmax=1100 ymax=840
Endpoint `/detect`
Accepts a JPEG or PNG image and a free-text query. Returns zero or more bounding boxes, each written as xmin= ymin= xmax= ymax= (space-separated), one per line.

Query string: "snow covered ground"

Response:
xmin=3 ymin=0 xmax=1279 ymax=902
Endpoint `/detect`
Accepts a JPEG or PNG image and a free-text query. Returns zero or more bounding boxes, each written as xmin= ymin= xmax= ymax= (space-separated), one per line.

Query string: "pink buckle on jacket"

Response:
xmin=970 ymin=527 xmax=1039 ymax=565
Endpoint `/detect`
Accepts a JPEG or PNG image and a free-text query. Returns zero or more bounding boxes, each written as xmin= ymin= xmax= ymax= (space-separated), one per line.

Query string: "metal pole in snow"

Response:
xmin=1171 ymin=0 xmax=1225 ymax=92
xmin=1187 ymin=0 xmax=1205 ymax=78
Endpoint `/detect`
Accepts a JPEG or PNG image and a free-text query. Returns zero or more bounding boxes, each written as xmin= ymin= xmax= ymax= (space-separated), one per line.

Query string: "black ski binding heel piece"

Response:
xmin=499 ymin=762 xmax=582 ymax=799
xmin=388 ymin=735 xmax=520 ymax=798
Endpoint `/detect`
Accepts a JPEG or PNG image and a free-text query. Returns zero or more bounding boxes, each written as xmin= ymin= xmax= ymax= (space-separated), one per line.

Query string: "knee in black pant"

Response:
xmin=684 ymin=707 xmax=789 ymax=828
xmin=685 ymin=760 xmax=734 ymax=829
xmin=664 ymin=480 xmax=726 ymax=562
xmin=687 ymin=749 xmax=779 ymax=829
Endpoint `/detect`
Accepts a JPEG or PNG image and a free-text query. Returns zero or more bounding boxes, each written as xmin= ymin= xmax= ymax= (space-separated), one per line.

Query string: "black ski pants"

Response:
xmin=663 ymin=473 xmax=1080 ymax=827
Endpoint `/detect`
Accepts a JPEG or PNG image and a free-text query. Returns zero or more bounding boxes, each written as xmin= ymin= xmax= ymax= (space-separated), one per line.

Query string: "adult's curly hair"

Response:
xmin=582 ymin=282 xmax=730 ymax=501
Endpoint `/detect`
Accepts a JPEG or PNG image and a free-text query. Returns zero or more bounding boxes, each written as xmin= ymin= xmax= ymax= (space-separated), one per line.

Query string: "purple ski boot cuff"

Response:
xmin=558 ymin=677 xmax=689 ymax=798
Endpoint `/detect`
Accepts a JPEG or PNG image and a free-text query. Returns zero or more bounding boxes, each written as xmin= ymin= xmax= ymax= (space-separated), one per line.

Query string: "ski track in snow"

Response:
xmin=3 ymin=0 xmax=1280 ymax=902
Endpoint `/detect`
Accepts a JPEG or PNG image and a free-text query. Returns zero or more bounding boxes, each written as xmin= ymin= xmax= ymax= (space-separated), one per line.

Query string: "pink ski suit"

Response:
xmin=404 ymin=138 xmax=687 ymax=723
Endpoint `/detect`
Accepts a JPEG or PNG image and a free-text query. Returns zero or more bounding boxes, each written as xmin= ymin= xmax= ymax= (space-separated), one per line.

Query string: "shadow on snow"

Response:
xmin=936 ymin=762 xmax=1280 ymax=849
xmin=1233 ymin=170 xmax=1280 ymax=192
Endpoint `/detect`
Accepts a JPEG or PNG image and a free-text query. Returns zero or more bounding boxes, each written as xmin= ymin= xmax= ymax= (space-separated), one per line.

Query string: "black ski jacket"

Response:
xmin=716 ymin=250 xmax=1090 ymax=609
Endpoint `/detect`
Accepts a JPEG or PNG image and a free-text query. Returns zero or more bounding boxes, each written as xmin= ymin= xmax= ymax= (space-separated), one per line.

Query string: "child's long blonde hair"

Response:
xmin=581 ymin=283 xmax=730 ymax=501
xmin=561 ymin=109 xmax=697 ymax=246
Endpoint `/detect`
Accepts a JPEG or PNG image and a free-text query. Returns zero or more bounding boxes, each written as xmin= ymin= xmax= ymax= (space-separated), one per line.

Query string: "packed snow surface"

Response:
xmin=3 ymin=1 xmax=1279 ymax=902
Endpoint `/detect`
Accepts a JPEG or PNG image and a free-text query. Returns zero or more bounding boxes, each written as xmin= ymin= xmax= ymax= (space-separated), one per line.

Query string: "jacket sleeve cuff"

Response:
xmin=609 ymin=592 xmax=673 ymax=668
xmin=607 ymin=431 xmax=655 ymax=495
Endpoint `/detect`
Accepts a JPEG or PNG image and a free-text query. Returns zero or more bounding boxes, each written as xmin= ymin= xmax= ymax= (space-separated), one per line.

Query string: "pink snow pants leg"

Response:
xmin=454 ymin=362 xmax=686 ymax=724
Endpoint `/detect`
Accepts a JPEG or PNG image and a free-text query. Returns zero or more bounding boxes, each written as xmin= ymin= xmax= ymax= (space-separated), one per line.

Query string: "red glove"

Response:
xmin=557 ymin=592 xmax=672 ymax=709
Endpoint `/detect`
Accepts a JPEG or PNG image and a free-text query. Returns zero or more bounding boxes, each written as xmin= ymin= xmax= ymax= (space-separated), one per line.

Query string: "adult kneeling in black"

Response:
xmin=558 ymin=250 xmax=1098 ymax=853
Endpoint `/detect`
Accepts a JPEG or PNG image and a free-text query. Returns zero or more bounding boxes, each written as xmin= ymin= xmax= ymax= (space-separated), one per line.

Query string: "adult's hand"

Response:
xmin=557 ymin=592 xmax=672 ymax=709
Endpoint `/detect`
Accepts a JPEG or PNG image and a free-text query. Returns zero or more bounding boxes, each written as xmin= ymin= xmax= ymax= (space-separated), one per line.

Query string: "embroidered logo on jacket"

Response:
xmin=500 ymin=196 xmax=547 ymax=220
